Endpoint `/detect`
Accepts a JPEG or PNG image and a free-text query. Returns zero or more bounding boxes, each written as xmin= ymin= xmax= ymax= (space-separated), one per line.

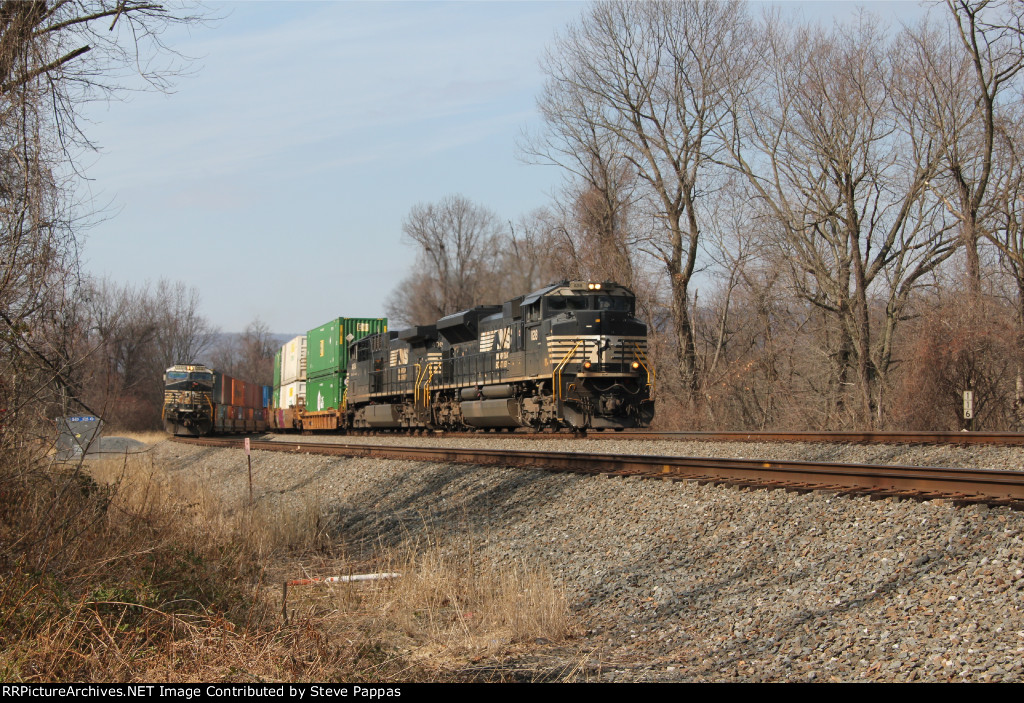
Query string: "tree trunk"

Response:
xmin=671 ymin=273 xmax=698 ymax=398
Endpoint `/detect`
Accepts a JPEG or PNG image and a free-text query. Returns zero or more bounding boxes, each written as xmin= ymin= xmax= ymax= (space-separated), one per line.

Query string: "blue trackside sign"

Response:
xmin=56 ymin=415 xmax=103 ymax=460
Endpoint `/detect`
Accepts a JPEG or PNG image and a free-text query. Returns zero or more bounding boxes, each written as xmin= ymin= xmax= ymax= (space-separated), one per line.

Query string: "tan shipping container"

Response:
xmin=280 ymin=336 xmax=307 ymax=385
xmin=280 ymin=381 xmax=306 ymax=409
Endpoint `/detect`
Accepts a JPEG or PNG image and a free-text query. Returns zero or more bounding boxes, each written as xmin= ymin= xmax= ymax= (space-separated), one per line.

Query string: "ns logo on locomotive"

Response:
xmin=162 ymin=281 xmax=655 ymax=435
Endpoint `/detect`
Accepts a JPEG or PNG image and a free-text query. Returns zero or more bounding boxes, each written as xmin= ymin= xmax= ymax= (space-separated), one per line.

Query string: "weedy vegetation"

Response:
xmin=0 ymin=438 xmax=577 ymax=682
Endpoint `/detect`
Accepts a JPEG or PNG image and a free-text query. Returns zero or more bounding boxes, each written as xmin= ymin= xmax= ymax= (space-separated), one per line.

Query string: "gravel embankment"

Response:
xmin=261 ymin=432 xmax=1024 ymax=470
xmin=153 ymin=437 xmax=1024 ymax=682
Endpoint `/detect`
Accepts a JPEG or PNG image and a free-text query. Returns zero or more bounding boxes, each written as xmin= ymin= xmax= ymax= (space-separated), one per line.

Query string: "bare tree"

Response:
xmin=152 ymin=279 xmax=215 ymax=369
xmin=534 ymin=0 xmax=754 ymax=401
xmin=0 ymin=1 xmax=203 ymax=127
xmin=208 ymin=317 xmax=276 ymax=385
xmin=566 ymin=174 xmax=638 ymax=287
xmin=980 ymin=100 xmax=1024 ymax=421
xmin=500 ymin=209 xmax=565 ymax=297
xmin=0 ymin=2 xmax=203 ymax=441
xmin=86 ymin=279 xmax=159 ymax=392
xmin=693 ymin=175 xmax=774 ymax=426
xmin=72 ymin=277 xmax=213 ymax=429
xmin=906 ymin=0 xmax=1024 ymax=296
xmin=723 ymin=13 xmax=959 ymax=428
xmin=522 ymin=67 xmax=639 ymax=288
xmin=386 ymin=194 xmax=503 ymax=325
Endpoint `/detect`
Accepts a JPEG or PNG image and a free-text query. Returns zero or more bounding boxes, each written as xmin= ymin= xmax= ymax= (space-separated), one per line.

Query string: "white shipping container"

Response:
xmin=281 ymin=335 xmax=307 ymax=384
xmin=280 ymin=381 xmax=306 ymax=409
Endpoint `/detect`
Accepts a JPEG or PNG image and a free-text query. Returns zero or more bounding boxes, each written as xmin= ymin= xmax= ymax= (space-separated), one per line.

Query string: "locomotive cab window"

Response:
xmin=596 ymin=295 xmax=633 ymax=313
xmin=166 ymin=371 xmax=212 ymax=390
xmin=165 ymin=371 xmax=188 ymax=390
xmin=525 ymin=301 xmax=541 ymax=322
xmin=545 ymin=296 xmax=587 ymax=314
xmin=190 ymin=372 xmax=214 ymax=387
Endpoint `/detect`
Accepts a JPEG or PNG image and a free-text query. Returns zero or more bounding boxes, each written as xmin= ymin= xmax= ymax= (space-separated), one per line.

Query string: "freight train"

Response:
xmin=163 ymin=280 xmax=655 ymax=435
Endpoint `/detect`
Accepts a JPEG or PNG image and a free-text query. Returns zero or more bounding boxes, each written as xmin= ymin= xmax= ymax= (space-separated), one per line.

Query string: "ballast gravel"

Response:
xmin=151 ymin=436 xmax=1024 ymax=682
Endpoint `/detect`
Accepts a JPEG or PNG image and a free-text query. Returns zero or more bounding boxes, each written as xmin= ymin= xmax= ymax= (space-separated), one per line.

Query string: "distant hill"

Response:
xmin=190 ymin=332 xmax=299 ymax=384
xmin=205 ymin=331 xmax=297 ymax=350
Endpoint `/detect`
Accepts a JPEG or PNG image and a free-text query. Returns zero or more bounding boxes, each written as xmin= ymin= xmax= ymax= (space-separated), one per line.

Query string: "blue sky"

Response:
xmin=78 ymin=0 xmax=928 ymax=334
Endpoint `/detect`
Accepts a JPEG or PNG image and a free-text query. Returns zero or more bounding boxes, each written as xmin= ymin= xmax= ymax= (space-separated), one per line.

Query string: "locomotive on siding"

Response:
xmin=345 ymin=280 xmax=654 ymax=431
xmin=163 ymin=364 xmax=268 ymax=436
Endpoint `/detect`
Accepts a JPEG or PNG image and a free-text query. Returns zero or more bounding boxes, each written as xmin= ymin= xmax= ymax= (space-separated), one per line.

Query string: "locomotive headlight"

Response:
xmin=594 ymin=283 xmax=601 ymax=289
xmin=587 ymin=283 xmax=595 ymax=290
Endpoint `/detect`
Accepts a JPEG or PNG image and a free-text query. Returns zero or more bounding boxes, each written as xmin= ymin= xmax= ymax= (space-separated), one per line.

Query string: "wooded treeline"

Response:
xmin=5 ymin=1 xmax=1024 ymax=437
xmin=0 ymin=1 xmax=225 ymax=439
xmin=387 ymin=0 xmax=1024 ymax=432
xmin=0 ymin=1 xmax=291 ymax=436
xmin=58 ymin=278 xmax=275 ymax=430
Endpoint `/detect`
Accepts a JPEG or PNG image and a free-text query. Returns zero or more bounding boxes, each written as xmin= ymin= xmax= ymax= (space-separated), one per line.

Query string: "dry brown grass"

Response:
xmin=111 ymin=430 xmax=168 ymax=446
xmin=378 ymin=547 xmax=573 ymax=651
xmin=0 ymin=445 xmax=577 ymax=682
xmin=87 ymin=454 xmax=331 ymax=562
xmin=278 ymin=542 xmax=576 ymax=677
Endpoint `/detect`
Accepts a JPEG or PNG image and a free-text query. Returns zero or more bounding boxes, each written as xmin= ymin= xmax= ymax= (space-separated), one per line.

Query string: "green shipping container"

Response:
xmin=306 ymin=317 xmax=387 ymax=378
xmin=273 ymin=350 xmax=281 ymax=388
xmin=306 ymin=372 xmax=343 ymax=412
xmin=273 ymin=387 xmax=280 ymax=409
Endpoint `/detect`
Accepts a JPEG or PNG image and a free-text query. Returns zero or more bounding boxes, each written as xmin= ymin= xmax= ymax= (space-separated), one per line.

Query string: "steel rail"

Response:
xmin=172 ymin=436 xmax=1024 ymax=507
xmin=596 ymin=430 xmax=1024 ymax=445
xmin=330 ymin=429 xmax=1024 ymax=445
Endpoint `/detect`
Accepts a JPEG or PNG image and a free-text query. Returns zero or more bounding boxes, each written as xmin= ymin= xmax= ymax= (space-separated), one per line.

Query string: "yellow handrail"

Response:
xmin=552 ymin=340 xmax=582 ymax=401
xmin=418 ymin=361 xmax=440 ymax=408
xmin=632 ymin=342 xmax=655 ymax=399
xmin=413 ymin=363 xmax=423 ymax=405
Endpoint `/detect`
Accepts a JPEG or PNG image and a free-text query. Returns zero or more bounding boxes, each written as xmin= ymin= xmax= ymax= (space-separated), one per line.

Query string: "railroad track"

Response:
xmin=288 ymin=429 xmax=1024 ymax=445
xmin=172 ymin=436 xmax=1024 ymax=509
xmin=592 ymin=430 xmax=1024 ymax=445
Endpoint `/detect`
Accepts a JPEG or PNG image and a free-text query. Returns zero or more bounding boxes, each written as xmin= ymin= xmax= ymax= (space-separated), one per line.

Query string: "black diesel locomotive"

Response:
xmin=345 ymin=280 xmax=654 ymax=431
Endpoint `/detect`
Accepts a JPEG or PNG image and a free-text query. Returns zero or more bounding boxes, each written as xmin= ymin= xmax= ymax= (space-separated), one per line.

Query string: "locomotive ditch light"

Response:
xmin=632 ymin=362 xmax=640 ymax=369
xmin=583 ymin=361 xmax=592 ymax=369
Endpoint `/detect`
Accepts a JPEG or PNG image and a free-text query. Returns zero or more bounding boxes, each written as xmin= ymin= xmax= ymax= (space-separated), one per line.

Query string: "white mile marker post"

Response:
xmin=245 ymin=437 xmax=253 ymax=505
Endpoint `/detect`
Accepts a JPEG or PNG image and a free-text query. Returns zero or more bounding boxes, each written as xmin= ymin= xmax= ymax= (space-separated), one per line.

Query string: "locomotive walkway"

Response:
xmin=172 ymin=435 xmax=1024 ymax=509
